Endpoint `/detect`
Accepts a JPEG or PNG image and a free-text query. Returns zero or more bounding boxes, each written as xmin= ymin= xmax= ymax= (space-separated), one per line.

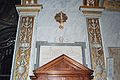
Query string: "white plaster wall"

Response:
xmin=100 ymin=11 xmax=120 ymax=57
xmin=39 ymin=46 xmax=83 ymax=66
xmin=36 ymin=0 xmax=120 ymax=69
xmin=100 ymin=11 xmax=120 ymax=80
xmin=37 ymin=0 xmax=85 ymax=43
xmin=36 ymin=0 xmax=91 ymax=68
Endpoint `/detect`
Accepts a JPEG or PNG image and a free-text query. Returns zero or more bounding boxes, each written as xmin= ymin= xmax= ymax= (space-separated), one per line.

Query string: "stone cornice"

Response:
xmin=80 ymin=6 xmax=105 ymax=18
xmin=16 ymin=4 xmax=43 ymax=13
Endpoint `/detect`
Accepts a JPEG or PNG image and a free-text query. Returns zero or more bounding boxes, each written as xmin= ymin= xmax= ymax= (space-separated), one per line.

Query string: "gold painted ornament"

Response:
xmin=55 ymin=11 xmax=68 ymax=29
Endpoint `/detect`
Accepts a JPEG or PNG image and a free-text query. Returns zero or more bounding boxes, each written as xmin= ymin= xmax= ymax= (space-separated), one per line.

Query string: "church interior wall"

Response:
xmin=34 ymin=0 xmax=120 ymax=69
xmin=100 ymin=11 xmax=120 ymax=57
xmin=0 ymin=0 xmax=119 ymax=80
xmin=36 ymin=0 xmax=92 ymax=68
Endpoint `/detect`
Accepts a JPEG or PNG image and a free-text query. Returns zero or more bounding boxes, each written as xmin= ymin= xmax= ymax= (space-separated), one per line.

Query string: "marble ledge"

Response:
xmin=79 ymin=6 xmax=105 ymax=18
xmin=16 ymin=4 xmax=43 ymax=9
xmin=16 ymin=4 xmax=43 ymax=13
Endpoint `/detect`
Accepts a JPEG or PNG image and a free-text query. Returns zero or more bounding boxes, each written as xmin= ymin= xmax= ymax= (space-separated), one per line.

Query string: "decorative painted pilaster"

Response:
xmin=10 ymin=1 xmax=42 ymax=80
xmin=87 ymin=18 xmax=106 ymax=80
xmin=80 ymin=3 xmax=106 ymax=80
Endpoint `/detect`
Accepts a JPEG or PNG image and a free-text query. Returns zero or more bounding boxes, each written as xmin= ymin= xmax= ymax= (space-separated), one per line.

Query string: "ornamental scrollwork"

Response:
xmin=87 ymin=18 xmax=106 ymax=80
xmin=104 ymin=0 xmax=120 ymax=11
xmin=14 ymin=16 xmax=34 ymax=80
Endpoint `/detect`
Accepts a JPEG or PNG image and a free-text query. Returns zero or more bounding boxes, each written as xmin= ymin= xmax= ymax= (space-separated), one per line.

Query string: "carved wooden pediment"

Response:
xmin=30 ymin=54 xmax=93 ymax=80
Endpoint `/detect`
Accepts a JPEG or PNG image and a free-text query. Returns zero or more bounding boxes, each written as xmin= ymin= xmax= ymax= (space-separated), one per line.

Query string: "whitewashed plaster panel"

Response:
xmin=100 ymin=11 xmax=120 ymax=57
xmin=39 ymin=46 xmax=83 ymax=66
xmin=37 ymin=0 xmax=86 ymax=42
xmin=35 ymin=0 xmax=92 ymax=68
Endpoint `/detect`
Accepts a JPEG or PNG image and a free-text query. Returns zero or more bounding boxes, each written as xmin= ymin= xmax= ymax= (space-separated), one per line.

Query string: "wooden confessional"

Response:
xmin=30 ymin=54 xmax=93 ymax=80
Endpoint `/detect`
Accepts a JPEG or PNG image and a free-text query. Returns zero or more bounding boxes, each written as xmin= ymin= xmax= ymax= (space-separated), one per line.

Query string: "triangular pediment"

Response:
xmin=33 ymin=54 xmax=93 ymax=75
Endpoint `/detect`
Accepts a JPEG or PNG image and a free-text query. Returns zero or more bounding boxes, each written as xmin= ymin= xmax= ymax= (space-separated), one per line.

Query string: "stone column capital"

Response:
xmin=80 ymin=6 xmax=105 ymax=18
xmin=16 ymin=4 xmax=42 ymax=14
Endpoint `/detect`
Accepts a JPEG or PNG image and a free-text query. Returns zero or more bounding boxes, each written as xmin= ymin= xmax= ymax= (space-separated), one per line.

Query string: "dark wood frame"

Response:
xmin=30 ymin=54 xmax=93 ymax=80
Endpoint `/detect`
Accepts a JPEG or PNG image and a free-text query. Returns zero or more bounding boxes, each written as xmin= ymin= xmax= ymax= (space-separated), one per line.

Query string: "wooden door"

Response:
xmin=48 ymin=75 xmax=83 ymax=80
xmin=30 ymin=55 xmax=93 ymax=80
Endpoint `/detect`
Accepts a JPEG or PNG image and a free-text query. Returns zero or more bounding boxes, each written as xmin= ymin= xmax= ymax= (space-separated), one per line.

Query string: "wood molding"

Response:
xmin=30 ymin=54 xmax=93 ymax=80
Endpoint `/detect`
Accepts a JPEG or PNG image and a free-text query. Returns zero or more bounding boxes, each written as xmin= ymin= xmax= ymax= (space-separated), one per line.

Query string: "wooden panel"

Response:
xmin=48 ymin=75 xmax=81 ymax=80
xmin=30 ymin=54 xmax=93 ymax=80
